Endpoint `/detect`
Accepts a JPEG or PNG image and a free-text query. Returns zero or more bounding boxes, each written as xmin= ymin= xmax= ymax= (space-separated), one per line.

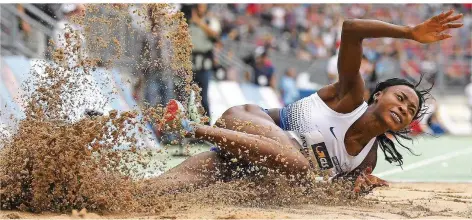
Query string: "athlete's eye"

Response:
xmin=396 ymin=95 xmax=403 ymax=101
xmin=409 ymin=108 xmax=415 ymax=115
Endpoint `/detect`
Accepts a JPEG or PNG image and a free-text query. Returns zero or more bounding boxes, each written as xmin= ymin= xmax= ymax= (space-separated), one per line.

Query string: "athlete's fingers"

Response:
xmin=355 ymin=175 xmax=365 ymax=184
xmin=438 ymin=9 xmax=455 ymax=21
xmin=353 ymin=176 xmax=365 ymax=194
xmin=366 ymin=175 xmax=384 ymax=187
xmin=373 ymin=176 xmax=389 ymax=187
xmin=437 ymin=33 xmax=453 ymax=40
xmin=366 ymin=175 xmax=377 ymax=184
xmin=432 ymin=10 xmax=447 ymax=22
xmin=377 ymin=177 xmax=389 ymax=187
xmin=362 ymin=173 xmax=374 ymax=186
xmin=443 ymin=23 xmax=464 ymax=29
xmin=354 ymin=176 xmax=365 ymax=189
xmin=440 ymin=14 xmax=463 ymax=24
xmin=364 ymin=166 xmax=373 ymax=175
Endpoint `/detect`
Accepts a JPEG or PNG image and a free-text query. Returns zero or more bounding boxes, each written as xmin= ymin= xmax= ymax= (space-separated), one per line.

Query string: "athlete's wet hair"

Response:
xmin=367 ymin=75 xmax=433 ymax=166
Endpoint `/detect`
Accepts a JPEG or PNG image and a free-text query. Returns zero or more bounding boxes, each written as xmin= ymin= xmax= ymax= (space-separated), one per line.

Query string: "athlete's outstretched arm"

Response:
xmin=337 ymin=10 xmax=463 ymax=106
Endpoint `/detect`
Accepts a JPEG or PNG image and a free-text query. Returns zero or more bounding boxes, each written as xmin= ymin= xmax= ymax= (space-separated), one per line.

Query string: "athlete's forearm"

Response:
xmin=336 ymin=18 xmax=413 ymax=93
xmin=342 ymin=19 xmax=413 ymax=41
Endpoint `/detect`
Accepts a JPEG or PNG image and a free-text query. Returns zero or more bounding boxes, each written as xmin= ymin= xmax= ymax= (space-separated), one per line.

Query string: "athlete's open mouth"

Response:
xmin=390 ymin=111 xmax=402 ymax=124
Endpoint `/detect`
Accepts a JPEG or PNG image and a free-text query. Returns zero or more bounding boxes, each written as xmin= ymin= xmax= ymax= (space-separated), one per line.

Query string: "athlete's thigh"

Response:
xmin=216 ymin=104 xmax=309 ymax=174
xmin=217 ymin=104 xmax=293 ymax=147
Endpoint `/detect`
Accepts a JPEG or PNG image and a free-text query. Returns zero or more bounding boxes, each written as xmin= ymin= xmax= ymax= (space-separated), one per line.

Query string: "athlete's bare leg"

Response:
xmin=199 ymin=104 xmax=309 ymax=175
xmin=151 ymin=103 xmax=308 ymax=192
xmin=148 ymin=151 xmax=227 ymax=194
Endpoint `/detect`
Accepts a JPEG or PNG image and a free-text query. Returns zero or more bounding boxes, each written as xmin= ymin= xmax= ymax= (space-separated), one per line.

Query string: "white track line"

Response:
xmin=388 ymin=180 xmax=472 ymax=183
xmin=376 ymin=147 xmax=472 ymax=178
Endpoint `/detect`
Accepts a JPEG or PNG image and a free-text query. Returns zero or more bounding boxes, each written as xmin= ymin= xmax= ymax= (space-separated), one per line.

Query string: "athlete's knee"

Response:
xmin=217 ymin=104 xmax=263 ymax=128
xmin=242 ymin=104 xmax=257 ymax=112
xmin=221 ymin=105 xmax=247 ymax=119
xmin=214 ymin=106 xmax=238 ymax=128
xmin=215 ymin=105 xmax=247 ymax=128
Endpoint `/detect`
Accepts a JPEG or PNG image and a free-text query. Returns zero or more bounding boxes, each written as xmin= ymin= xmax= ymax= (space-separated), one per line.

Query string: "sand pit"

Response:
xmin=1 ymin=183 xmax=470 ymax=219
xmin=2 ymin=4 xmax=471 ymax=220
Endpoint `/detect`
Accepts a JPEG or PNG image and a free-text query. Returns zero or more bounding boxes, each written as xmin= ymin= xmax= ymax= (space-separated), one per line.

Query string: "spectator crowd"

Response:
xmin=7 ymin=3 xmax=472 ymax=138
xmin=208 ymin=4 xmax=471 ymax=94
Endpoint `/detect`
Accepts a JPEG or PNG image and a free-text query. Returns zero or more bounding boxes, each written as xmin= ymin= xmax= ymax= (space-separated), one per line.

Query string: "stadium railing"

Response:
xmin=0 ymin=4 xmax=56 ymax=58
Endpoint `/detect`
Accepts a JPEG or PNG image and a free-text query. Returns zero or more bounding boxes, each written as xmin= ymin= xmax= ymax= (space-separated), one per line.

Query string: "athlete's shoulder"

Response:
xmin=316 ymin=83 xmax=367 ymax=114
xmin=316 ymin=83 xmax=339 ymax=103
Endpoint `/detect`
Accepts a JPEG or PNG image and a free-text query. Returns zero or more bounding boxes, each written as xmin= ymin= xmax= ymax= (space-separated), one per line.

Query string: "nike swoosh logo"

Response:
xmin=329 ymin=127 xmax=337 ymax=140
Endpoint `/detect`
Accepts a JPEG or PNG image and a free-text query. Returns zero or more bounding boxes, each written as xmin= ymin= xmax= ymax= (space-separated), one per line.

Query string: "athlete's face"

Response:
xmin=373 ymin=85 xmax=420 ymax=131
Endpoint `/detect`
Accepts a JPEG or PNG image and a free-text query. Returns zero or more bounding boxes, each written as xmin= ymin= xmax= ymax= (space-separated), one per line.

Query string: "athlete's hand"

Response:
xmin=353 ymin=166 xmax=388 ymax=194
xmin=411 ymin=9 xmax=463 ymax=44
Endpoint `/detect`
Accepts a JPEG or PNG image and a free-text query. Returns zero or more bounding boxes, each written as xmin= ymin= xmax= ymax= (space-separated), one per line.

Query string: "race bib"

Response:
xmin=287 ymin=131 xmax=334 ymax=171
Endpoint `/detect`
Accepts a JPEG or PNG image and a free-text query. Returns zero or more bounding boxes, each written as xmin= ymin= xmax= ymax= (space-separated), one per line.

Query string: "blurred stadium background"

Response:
xmin=1 ymin=3 xmax=471 ymax=182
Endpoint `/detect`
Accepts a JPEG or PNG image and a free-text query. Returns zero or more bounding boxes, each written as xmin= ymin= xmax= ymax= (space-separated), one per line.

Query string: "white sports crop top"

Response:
xmin=280 ymin=93 xmax=376 ymax=175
